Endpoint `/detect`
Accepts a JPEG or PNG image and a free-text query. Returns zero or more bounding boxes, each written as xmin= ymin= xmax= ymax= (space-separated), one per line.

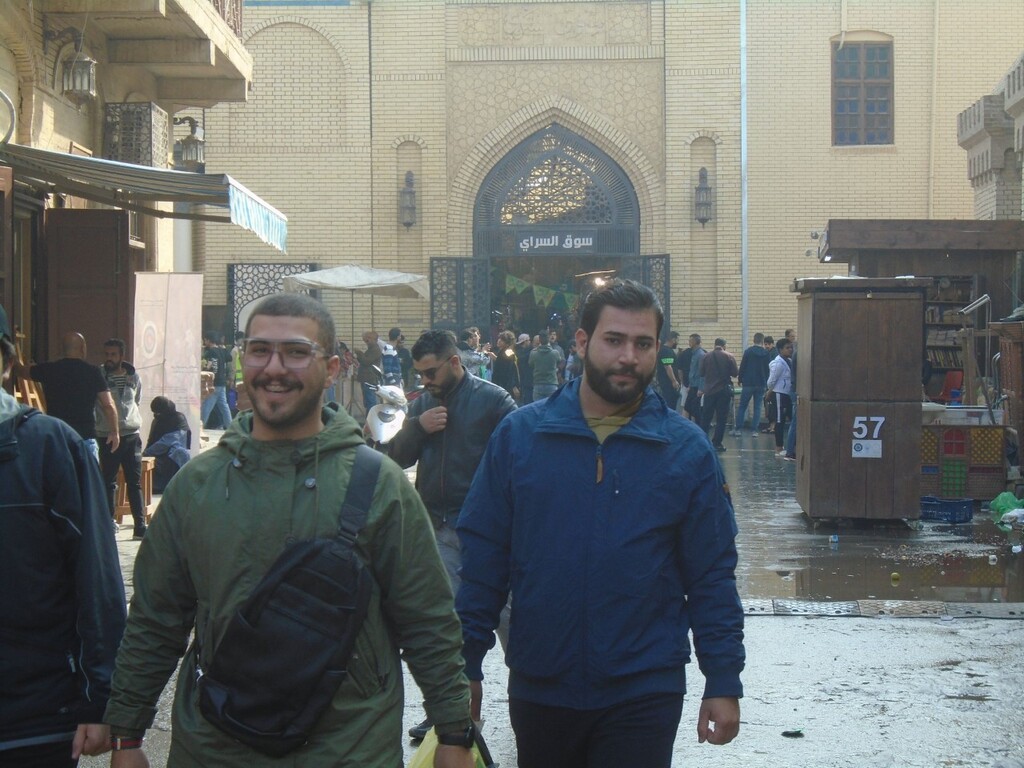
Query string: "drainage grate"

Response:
xmin=857 ymin=600 xmax=947 ymax=617
xmin=742 ymin=599 xmax=774 ymax=615
xmin=772 ymin=599 xmax=859 ymax=616
xmin=944 ymin=603 xmax=1024 ymax=619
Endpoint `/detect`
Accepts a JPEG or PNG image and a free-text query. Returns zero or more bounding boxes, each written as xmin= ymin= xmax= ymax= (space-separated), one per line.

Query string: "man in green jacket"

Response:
xmin=103 ymin=293 xmax=474 ymax=768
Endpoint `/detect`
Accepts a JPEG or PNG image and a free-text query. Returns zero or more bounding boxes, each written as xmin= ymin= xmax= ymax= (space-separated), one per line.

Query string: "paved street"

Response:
xmin=86 ymin=427 xmax=1024 ymax=767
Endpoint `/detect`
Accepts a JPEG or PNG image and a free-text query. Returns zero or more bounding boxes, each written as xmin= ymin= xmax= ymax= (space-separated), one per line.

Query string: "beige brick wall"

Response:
xmin=192 ymin=0 xmax=1023 ymax=347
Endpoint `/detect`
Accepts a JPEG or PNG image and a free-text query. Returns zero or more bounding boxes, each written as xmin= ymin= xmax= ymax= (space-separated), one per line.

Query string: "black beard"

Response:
xmin=582 ymin=352 xmax=653 ymax=405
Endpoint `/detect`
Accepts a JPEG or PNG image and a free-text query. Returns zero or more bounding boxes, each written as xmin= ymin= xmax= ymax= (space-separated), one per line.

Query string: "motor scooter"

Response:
xmin=364 ymin=383 xmax=408 ymax=448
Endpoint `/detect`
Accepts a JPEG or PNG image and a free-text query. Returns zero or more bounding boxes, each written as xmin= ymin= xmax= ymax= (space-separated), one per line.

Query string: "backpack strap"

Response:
xmin=336 ymin=444 xmax=383 ymax=545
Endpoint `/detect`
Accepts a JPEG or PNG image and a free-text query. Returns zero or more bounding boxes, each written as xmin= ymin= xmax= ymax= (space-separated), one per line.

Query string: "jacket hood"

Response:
xmin=0 ymin=389 xmax=27 ymax=462
xmin=0 ymin=387 xmax=22 ymax=426
xmin=217 ymin=404 xmax=368 ymax=464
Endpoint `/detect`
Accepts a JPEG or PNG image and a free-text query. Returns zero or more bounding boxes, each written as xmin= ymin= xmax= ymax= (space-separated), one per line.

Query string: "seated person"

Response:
xmin=144 ymin=396 xmax=191 ymax=493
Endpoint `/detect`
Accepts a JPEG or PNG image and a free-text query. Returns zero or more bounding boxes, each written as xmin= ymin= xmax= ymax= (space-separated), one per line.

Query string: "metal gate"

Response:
xmin=621 ymin=254 xmax=670 ymax=323
xmin=430 ymin=257 xmax=490 ymax=333
xmin=430 ymin=254 xmax=669 ymax=333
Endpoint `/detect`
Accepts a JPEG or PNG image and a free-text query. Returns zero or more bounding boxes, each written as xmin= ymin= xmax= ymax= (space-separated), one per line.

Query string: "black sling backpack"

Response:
xmin=198 ymin=444 xmax=383 ymax=757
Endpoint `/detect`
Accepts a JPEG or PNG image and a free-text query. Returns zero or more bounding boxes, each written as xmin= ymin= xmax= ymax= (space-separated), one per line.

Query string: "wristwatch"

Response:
xmin=436 ymin=723 xmax=475 ymax=748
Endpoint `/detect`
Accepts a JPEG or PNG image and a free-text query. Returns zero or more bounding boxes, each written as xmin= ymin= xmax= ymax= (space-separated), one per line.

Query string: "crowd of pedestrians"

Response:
xmin=654 ymin=328 xmax=798 ymax=460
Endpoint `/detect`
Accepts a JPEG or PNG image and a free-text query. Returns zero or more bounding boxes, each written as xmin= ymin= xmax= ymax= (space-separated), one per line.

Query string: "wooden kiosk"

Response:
xmin=793 ymin=276 xmax=931 ymax=520
xmin=816 ymin=219 xmax=1024 ymax=506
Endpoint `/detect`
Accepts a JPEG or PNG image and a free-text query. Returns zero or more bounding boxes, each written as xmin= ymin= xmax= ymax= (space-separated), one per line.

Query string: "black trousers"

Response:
xmin=701 ymin=388 xmax=732 ymax=446
xmin=0 ymin=739 xmax=76 ymax=768
xmin=509 ymin=692 xmax=684 ymax=768
xmin=100 ymin=432 xmax=145 ymax=530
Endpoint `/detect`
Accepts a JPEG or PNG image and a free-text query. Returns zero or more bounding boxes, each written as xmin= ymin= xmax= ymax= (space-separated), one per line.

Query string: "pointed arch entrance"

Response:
xmin=431 ymin=123 xmax=668 ymax=337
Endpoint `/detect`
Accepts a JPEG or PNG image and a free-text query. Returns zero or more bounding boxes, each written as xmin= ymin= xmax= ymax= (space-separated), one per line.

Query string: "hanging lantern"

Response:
xmin=695 ymin=167 xmax=714 ymax=227
xmin=61 ymin=52 xmax=96 ymax=105
xmin=399 ymin=171 xmax=416 ymax=228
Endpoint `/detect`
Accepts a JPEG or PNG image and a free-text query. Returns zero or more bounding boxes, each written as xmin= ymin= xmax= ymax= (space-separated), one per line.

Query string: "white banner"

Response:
xmin=134 ymin=272 xmax=204 ymax=456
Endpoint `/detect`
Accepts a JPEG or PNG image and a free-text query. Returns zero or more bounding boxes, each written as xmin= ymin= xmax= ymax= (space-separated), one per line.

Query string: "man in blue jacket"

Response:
xmin=457 ymin=280 xmax=744 ymax=767
xmin=732 ymin=332 xmax=771 ymax=436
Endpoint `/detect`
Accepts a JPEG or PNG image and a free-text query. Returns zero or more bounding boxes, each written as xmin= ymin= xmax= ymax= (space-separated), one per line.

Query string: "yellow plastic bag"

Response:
xmin=407 ymin=729 xmax=492 ymax=768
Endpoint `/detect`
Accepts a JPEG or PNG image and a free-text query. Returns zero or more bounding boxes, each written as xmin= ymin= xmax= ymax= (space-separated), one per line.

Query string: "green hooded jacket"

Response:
xmin=104 ymin=407 xmax=471 ymax=766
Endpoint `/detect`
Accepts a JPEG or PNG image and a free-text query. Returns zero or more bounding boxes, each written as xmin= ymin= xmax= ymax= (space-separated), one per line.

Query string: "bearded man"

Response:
xmin=455 ymin=279 xmax=745 ymax=768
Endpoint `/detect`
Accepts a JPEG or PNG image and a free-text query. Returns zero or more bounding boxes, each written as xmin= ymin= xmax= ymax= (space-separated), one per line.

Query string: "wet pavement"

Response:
xmin=86 ymin=428 xmax=1024 ymax=768
xmin=719 ymin=433 xmax=1024 ymax=605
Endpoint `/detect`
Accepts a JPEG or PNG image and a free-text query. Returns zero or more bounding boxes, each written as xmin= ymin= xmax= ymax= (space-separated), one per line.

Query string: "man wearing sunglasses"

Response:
xmin=103 ymin=294 xmax=475 ymax=768
xmin=388 ymin=328 xmax=516 ymax=740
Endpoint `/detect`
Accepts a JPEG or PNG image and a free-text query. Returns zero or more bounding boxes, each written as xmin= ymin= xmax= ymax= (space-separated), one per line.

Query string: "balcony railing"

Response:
xmin=211 ymin=0 xmax=243 ymax=37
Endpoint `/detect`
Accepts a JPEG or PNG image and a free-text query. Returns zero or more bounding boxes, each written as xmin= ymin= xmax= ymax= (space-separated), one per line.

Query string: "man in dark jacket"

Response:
xmin=732 ymin=332 xmax=771 ymax=436
xmin=457 ymin=280 xmax=744 ymax=767
xmin=699 ymin=337 xmax=738 ymax=452
xmin=387 ymin=328 xmax=516 ymax=739
xmin=0 ymin=303 xmax=126 ymax=766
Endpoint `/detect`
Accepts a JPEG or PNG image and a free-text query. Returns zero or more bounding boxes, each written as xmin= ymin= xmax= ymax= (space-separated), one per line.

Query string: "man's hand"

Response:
xmin=111 ymin=749 xmax=150 ymax=768
xmin=434 ymin=744 xmax=475 ymax=768
xmin=72 ymin=724 xmax=110 ymax=757
xmin=418 ymin=406 xmax=449 ymax=434
xmin=106 ymin=432 xmax=120 ymax=453
xmin=697 ymin=696 xmax=740 ymax=745
xmin=469 ymin=680 xmax=482 ymax=722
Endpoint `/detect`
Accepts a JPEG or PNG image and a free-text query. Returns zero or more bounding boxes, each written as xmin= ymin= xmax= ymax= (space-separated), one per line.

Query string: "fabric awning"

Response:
xmin=0 ymin=141 xmax=287 ymax=252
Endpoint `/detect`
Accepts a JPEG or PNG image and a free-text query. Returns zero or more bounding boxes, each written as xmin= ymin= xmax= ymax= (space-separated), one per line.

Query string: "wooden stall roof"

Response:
xmin=820 ymin=220 xmax=1024 ymax=262
xmin=791 ymin=276 xmax=933 ymax=293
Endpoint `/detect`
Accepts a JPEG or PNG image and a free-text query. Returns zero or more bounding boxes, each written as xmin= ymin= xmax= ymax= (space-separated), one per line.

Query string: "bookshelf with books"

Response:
xmin=924 ymin=276 xmax=976 ymax=372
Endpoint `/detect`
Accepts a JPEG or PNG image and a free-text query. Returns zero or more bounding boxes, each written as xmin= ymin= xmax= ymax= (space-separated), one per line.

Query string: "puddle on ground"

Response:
xmin=718 ymin=439 xmax=1024 ymax=602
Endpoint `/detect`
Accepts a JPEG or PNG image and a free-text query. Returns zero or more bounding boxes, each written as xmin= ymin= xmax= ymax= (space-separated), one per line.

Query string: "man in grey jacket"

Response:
xmin=529 ymin=332 xmax=560 ymax=401
xmin=96 ymin=338 xmax=146 ymax=539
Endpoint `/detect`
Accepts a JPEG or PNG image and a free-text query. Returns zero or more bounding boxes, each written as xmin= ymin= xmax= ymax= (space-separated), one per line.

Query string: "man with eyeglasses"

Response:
xmin=103 ymin=294 xmax=475 ymax=768
xmin=388 ymin=329 xmax=516 ymax=740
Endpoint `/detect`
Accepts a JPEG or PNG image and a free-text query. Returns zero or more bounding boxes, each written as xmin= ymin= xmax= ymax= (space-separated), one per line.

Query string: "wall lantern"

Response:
xmin=694 ymin=167 xmax=713 ymax=227
xmin=173 ymin=116 xmax=205 ymax=172
xmin=44 ymin=25 xmax=96 ymax=105
xmin=399 ymin=171 xmax=416 ymax=228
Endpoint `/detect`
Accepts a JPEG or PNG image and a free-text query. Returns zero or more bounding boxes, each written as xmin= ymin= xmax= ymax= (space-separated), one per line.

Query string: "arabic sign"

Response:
xmin=517 ymin=229 xmax=597 ymax=254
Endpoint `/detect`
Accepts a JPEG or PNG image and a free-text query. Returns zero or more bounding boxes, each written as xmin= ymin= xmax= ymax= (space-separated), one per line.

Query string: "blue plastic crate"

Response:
xmin=920 ymin=496 xmax=973 ymax=524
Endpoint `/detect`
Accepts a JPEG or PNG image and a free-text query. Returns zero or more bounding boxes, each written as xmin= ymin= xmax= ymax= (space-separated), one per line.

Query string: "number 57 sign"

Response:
xmin=851 ymin=416 xmax=885 ymax=458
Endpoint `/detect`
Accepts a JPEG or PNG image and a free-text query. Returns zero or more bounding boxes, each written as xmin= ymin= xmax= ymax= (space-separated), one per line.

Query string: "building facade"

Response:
xmin=185 ymin=2 xmax=1024 ymax=344
xmin=0 ymin=0 xmax=265 ymax=363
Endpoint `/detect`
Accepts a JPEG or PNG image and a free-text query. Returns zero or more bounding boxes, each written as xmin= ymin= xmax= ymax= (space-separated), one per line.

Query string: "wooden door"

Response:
xmin=44 ymin=209 xmax=141 ymax=364
xmin=804 ymin=291 xmax=924 ymax=402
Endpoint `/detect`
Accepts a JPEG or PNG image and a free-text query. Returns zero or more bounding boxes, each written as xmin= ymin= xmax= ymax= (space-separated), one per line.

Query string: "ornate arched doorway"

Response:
xmin=431 ymin=123 xmax=668 ymax=337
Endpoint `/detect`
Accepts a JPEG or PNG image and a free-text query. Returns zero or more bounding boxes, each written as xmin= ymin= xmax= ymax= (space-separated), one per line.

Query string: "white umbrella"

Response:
xmin=282 ymin=264 xmax=430 ymax=341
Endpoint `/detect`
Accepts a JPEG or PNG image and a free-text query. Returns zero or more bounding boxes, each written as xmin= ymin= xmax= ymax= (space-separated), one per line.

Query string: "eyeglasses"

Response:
xmin=243 ymin=338 xmax=326 ymax=370
xmin=415 ymin=357 xmax=455 ymax=381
